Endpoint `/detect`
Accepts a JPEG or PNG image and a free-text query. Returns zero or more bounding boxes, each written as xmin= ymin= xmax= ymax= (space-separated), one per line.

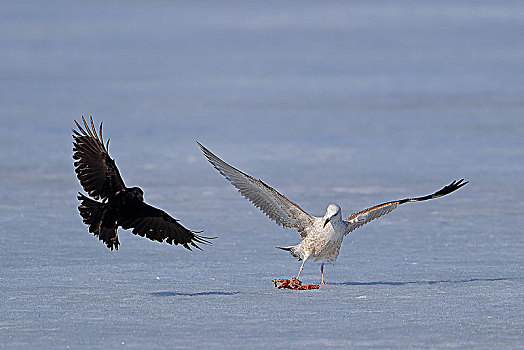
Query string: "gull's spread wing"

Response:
xmin=198 ymin=142 xmax=314 ymax=237
xmin=72 ymin=116 xmax=126 ymax=200
xmin=345 ymin=179 xmax=468 ymax=235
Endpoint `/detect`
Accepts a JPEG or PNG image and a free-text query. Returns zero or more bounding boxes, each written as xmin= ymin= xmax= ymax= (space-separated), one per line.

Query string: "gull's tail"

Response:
xmin=276 ymin=245 xmax=301 ymax=260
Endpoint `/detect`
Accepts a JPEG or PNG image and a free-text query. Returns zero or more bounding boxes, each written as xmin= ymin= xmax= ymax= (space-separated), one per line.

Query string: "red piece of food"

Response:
xmin=272 ymin=277 xmax=320 ymax=290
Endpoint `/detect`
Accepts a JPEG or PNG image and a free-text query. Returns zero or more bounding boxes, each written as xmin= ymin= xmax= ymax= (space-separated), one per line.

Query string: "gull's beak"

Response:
xmin=323 ymin=217 xmax=331 ymax=228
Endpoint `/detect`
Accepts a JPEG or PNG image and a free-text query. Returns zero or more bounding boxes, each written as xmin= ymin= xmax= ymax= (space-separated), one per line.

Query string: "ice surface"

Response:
xmin=1 ymin=1 xmax=523 ymax=348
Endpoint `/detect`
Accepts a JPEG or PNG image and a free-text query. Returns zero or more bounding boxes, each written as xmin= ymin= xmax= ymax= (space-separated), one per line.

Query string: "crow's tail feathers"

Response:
xmin=77 ymin=193 xmax=119 ymax=250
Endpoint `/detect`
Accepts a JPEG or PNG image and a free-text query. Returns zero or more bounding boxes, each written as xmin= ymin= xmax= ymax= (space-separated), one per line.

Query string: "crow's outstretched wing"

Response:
xmin=118 ymin=201 xmax=213 ymax=250
xmin=73 ymin=116 xmax=126 ymax=200
xmin=198 ymin=142 xmax=314 ymax=238
xmin=344 ymin=179 xmax=468 ymax=235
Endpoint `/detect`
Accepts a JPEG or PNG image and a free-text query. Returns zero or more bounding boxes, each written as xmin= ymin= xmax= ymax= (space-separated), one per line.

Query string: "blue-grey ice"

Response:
xmin=1 ymin=1 xmax=523 ymax=349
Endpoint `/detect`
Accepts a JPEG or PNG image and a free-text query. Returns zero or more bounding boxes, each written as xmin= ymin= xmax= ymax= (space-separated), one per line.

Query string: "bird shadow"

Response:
xmin=150 ymin=291 xmax=240 ymax=297
xmin=333 ymin=277 xmax=515 ymax=286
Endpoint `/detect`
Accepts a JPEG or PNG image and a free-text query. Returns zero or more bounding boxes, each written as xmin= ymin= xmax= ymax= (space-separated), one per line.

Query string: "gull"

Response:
xmin=197 ymin=142 xmax=468 ymax=285
xmin=72 ymin=116 xmax=213 ymax=251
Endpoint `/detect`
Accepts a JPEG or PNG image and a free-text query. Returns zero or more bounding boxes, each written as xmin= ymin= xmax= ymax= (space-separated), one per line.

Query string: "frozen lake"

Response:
xmin=1 ymin=1 xmax=523 ymax=348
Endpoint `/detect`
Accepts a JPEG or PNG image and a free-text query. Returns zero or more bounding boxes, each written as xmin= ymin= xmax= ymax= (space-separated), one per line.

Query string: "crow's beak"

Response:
xmin=323 ymin=217 xmax=331 ymax=228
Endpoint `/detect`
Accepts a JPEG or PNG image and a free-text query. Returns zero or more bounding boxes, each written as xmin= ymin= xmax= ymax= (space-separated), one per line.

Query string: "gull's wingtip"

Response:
xmin=452 ymin=178 xmax=469 ymax=189
xmin=459 ymin=178 xmax=469 ymax=186
xmin=196 ymin=141 xmax=209 ymax=153
xmin=196 ymin=141 xmax=216 ymax=161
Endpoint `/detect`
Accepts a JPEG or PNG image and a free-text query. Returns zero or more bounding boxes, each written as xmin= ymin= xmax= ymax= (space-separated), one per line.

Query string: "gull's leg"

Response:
xmin=320 ymin=262 xmax=326 ymax=285
xmin=296 ymin=256 xmax=309 ymax=280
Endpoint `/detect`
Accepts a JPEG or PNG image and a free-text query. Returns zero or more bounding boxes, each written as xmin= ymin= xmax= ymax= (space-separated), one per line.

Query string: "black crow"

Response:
xmin=73 ymin=116 xmax=212 ymax=251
